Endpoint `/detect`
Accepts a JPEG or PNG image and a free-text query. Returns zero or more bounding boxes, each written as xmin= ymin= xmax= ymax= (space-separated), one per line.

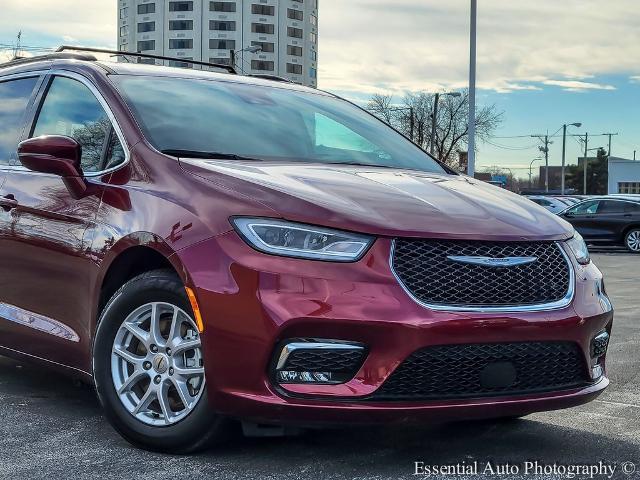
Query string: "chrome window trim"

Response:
xmin=389 ymin=239 xmax=576 ymax=313
xmin=0 ymin=69 xmax=130 ymax=177
xmin=276 ymin=341 xmax=365 ymax=370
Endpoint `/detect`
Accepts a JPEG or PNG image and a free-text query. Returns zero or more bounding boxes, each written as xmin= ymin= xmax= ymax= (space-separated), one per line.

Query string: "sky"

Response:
xmin=1 ymin=0 xmax=638 ymax=178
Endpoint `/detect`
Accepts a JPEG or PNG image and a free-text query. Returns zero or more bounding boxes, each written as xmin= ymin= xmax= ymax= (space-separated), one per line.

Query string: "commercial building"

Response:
xmin=608 ymin=157 xmax=640 ymax=194
xmin=117 ymin=0 xmax=318 ymax=87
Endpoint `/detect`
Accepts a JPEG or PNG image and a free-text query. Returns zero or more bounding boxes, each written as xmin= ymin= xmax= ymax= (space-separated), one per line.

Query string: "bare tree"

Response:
xmin=367 ymin=89 xmax=503 ymax=168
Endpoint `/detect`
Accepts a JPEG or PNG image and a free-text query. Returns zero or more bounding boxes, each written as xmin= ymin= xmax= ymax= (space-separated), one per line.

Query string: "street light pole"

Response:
xmin=230 ymin=45 xmax=262 ymax=74
xmin=529 ymin=158 xmax=542 ymax=188
xmin=467 ymin=0 xmax=477 ymax=177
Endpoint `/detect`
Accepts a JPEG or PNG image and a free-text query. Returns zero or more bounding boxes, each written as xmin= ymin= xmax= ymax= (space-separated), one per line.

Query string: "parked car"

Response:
xmin=0 ymin=49 xmax=613 ymax=453
xmin=525 ymin=195 xmax=572 ymax=214
xmin=558 ymin=196 xmax=640 ymax=252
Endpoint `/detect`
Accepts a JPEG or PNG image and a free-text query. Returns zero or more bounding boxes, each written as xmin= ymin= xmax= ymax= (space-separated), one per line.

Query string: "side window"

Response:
xmin=624 ymin=202 xmax=640 ymax=214
xmin=567 ymin=200 xmax=600 ymax=215
xmin=0 ymin=76 xmax=40 ymax=166
xmin=31 ymin=76 xmax=125 ymax=173
xmin=597 ymin=200 xmax=625 ymax=214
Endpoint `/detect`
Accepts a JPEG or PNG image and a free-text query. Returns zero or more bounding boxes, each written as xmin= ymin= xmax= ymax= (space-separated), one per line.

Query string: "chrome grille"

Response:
xmin=392 ymin=240 xmax=572 ymax=309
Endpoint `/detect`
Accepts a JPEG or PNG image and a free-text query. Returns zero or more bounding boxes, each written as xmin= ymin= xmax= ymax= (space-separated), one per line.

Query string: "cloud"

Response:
xmin=319 ymin=0 xmax=640 ymax=96
xmin=631 ymin=76 xmax=640 ymax=83
xmin=1 ymin=0 xmax=638 ymax=98
xmin=541 ymin=80 xmax=617 ymax=91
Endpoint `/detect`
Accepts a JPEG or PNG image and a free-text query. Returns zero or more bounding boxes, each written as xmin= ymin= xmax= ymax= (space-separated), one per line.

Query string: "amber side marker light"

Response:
xmin=185 ymin=286 xmax=204 ymax=333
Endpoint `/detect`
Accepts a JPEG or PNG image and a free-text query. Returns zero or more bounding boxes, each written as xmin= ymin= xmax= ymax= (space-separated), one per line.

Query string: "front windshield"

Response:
xmin=113 ymin=75 xmax=446 ymax=174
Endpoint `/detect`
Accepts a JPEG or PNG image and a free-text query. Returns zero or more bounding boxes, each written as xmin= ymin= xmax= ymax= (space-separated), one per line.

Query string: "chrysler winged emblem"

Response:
xmin=447 ymin=256 xmax=538 ymax=267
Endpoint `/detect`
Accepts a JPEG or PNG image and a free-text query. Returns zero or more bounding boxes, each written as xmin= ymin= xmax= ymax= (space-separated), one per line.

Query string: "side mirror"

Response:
xmin=18 ymin=135 xmax=83 ymax=177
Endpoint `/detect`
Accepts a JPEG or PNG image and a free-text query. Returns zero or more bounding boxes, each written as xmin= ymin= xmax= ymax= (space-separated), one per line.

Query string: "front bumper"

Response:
xmin=174 ymin=231 xmax=613 ymax=425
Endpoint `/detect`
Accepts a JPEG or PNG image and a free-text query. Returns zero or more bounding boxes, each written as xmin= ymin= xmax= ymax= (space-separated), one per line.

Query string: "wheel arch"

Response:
xmin=622 ymin=224 xmax=640 ymax=249
xmin=92 ymin=232 xmax=191 ymax=335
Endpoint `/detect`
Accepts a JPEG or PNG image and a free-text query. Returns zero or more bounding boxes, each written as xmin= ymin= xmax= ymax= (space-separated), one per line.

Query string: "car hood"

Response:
xmin=181 ymin=159 xmax=574 ymax=241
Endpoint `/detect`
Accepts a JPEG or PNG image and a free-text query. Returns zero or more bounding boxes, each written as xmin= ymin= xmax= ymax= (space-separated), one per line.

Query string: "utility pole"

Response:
xmin=602 ymin=133 xmax=618 ymax=156
xmin=467 ymin=0 xmax=477 ymax=177
xmin=582 ymin=132 xmax=589 ymax=195
xmin=13 ymin=31 xmax=22 ymax=59
xmin=430 ymin=93 xmax=440 ymax=156
xmin=532 ymin=133 xmax=552 ymax=192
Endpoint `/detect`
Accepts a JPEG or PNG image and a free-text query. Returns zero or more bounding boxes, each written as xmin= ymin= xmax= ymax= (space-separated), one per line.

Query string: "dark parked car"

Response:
xmin=0 ymin=49 xmax=613 ymax=453
xmin=558 ymin=196 xmax=640 ymax=252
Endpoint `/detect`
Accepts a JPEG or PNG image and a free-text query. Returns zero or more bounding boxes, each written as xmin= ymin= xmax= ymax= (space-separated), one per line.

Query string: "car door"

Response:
xmin=0 ymin=73 xmax=126 ymax=370
xmin=559 ymin=199 xmax=601 ymax=240
xmin=593 ymin=200 xmax=628 ymax=242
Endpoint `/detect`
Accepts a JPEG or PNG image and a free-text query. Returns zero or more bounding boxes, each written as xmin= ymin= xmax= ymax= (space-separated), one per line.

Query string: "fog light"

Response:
xmin=274 ymin=340 xmax=366 ymax=385
xmin=277 ymin=371 xmax=333 ymax=383
xmin=591 ymin=331 xmax=609 ymax=358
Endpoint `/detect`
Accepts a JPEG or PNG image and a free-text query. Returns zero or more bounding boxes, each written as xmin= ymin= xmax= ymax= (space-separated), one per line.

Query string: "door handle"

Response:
xmin=0 ymin=194 xmax=18 ymax=212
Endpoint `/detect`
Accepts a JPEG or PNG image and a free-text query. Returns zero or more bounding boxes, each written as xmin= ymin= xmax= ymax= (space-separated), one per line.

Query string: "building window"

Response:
xmin=287 ymin=45 xmax=303 ymax=56
xmin=310 ymin=50 xmax=317 ymax=61
xmin=251 ymin=41 xmax=275 ymax=53
xmin=137 ymin=58 xmax=156 ymax=65
xmin=137 ymin=21 xmax=155 ymax=33
xmin=210 ymin=1 xmax=236 ymax=12
xmin=251 ymin=60 xmax=275 ymax=71
xmin=292 ymin=0 xmax=303 ymax=3
xmin=169 ymin=39 xmax=193 ymax=49
xmin=169 ymin=58 xmax=194 ymax=68
xmin=310 ymin=67 xmax=317 ymax=78
xmin=619 ymin=182 xmax=640 ymax=194
xmin=119 ymin=7 xmax=128 ymax=18
xmin=137 ymin=40 xmax=156 ymax=51
xmin=210 ymin=39 xmax=236 ymax=49
xmin=119 ymin=26 xmax=128 ymax=37
xmin=137 ymin=3 xmax=156 ymax=14
xmin=287 ymin=8 xmax=303 ymax=21
xmin=210 ymin=57 xmax=232 ymax=66
xmin=310 ymin=32 xmax=317 ymax=43
xmin=310 ymin=14 xmax=317 ymax=26
xmin=169 ymin=20 xmax=194 ymax=30
xmin=210 ymin=20 xmax=236 ymax=31
xmin=287 ymin=27 xmax=303 ymax=38
xmin=252 ymin=23 xmax=275 ymax=34
xmin=169 ymin=1 xmax=193 ymax=12
xmin=252 ymin=4 xmax=275 ymax=15
xmin=287 ymin=63 xmax=303 ymax=75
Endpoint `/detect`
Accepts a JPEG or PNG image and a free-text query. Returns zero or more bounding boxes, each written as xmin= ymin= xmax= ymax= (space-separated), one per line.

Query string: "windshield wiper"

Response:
xmin=162 ymin=149 xmax=263 ymax=161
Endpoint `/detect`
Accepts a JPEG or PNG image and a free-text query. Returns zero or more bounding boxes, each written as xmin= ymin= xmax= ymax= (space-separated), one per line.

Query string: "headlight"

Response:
xmin=565 ymin=232 xmax=590 ymax=265
xmin=231 ymin=218 xmax=374 ymax=262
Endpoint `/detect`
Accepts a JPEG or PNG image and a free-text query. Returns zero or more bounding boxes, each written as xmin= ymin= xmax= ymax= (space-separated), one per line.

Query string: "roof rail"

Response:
xmin=247 ymin=74 xmax=293 ymax=84
xmin=56 ymin=46 xmax=237 ymax=74
xmin=0 ymin=51 xmax=97 ymax=69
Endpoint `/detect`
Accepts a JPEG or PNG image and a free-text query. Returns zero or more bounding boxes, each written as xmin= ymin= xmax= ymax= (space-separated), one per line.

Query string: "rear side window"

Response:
xmin=31 ymin=76 xmax=125 ymax=173
xmin=625 ymin=202 xmax=640 ymax=213
xmin=597 ymin=200 xmax=625 ymax=214
xmin=0 ymin=76 xmax=39 ymax=166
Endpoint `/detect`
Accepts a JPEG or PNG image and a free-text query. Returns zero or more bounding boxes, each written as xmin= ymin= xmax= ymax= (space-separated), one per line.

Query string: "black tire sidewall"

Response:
xmin=93 ymin=272 xmax=221 ymax=453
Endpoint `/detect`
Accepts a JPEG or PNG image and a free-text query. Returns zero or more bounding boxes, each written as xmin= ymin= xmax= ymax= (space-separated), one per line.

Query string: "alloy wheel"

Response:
xmin=111 ymin=302 xmax=205 ymax=426
xmin=626 ymin=230 xmax=640 ymax=252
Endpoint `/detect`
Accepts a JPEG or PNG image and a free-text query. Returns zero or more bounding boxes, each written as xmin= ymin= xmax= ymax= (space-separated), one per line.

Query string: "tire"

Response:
xmin=93 ymin=269 xmax=229 ymax=453
xmin=624 ymin=229 xmax=640 ymax=253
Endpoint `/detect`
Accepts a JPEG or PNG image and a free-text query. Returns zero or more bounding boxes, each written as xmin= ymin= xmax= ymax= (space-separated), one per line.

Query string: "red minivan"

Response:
xmin=0 ymin=50 xmax=612 ymax=453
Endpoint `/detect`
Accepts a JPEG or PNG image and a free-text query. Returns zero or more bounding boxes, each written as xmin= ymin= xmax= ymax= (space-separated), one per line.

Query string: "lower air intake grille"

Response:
xmin=371 ymin=342 xmax=590 ymax=400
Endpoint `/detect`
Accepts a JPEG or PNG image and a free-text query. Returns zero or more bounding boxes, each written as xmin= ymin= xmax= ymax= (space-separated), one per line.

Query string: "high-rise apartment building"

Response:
xmin=117 ymin=0 xmax=318 ymax=87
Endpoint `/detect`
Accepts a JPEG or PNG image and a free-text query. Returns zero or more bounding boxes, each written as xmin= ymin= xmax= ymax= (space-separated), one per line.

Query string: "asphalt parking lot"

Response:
xmin=0 ymin=251 xmax=638 ymax=480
